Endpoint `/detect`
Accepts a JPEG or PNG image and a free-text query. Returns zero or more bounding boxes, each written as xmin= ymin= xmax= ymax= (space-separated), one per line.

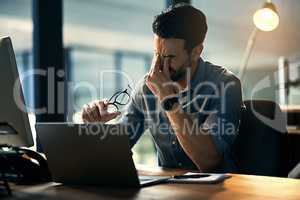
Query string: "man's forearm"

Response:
xmin=165 ymin=103 xmax=222 ymax=172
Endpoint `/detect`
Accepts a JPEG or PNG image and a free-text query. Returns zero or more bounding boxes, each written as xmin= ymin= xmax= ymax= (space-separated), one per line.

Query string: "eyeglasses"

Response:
xmin=106 ymin=85 xmax=132 ymax=112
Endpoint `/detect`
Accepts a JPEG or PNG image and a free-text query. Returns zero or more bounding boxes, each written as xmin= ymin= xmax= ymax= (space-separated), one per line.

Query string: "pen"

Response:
xmin=173 ymin=174 xmax=211 ymax=179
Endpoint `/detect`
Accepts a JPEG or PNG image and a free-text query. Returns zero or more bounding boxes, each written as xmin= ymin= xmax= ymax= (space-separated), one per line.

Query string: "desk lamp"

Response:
xmin=239 ymin=0 xmax=280 ymax=81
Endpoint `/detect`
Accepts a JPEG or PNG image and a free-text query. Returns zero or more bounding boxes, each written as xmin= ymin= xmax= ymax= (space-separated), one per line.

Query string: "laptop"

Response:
xmin=35 ymin=122 xmax=170 ymax=187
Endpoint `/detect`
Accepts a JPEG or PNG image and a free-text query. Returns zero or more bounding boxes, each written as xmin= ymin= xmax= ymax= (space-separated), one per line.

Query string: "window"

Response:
xmin=64 ymin=0 xmax=164 ymax=165
xmin=0 ymin=0 xmax=33 ymax=109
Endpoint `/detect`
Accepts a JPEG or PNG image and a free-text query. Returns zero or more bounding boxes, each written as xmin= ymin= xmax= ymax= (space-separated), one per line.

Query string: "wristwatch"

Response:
xmin=161 ymin=96 xmax=180 ymax=111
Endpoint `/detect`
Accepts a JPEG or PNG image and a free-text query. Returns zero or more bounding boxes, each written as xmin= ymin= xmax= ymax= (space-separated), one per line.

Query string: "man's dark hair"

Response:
xmin=152 ymin=4 xmax=207 ymax=52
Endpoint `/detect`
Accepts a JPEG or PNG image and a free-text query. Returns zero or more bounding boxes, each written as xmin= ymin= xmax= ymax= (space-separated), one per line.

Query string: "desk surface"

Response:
xmin=288 ymin=127 xmax=300 ymax=135
xmin=5 ymin=165 xmax=300 ymax=200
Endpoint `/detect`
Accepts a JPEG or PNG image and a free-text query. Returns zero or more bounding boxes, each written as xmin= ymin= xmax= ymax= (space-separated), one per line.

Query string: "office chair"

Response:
xmin=233 ymin=100 xmax=289 ymax=177
xmin=288 ymin=162 xmax=300 ymax=178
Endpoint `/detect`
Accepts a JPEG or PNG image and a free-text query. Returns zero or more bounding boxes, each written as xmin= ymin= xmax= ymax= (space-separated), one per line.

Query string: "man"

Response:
xmin=81 ymin=4 xmax=242 ymax=172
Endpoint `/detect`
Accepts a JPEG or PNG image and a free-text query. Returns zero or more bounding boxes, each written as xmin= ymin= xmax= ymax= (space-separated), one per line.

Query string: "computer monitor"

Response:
xmin=0 ymin=37 xmax=33 ymax=147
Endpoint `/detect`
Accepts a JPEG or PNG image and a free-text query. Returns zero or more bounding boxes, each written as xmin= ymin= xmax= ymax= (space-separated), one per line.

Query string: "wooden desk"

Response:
xmin=4 ymin=166 xmax=300 ymax=200
xmin=288 ymin=127 xmax=300 ymax=135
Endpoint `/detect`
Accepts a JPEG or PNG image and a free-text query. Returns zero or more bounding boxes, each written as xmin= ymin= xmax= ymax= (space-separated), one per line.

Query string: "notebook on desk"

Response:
xmin=168 ymin=172 xmax=231 ymax=184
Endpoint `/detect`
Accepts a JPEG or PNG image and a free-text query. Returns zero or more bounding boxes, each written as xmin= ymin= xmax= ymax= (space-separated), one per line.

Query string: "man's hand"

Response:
xmin=80 ymin=100 xmax=120 ymax=123
xmin=146 ymin=55 xmax=178 ymax=101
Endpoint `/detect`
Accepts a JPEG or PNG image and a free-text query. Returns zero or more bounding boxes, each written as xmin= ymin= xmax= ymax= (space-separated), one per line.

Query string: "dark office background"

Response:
xmin=0 ymin=0 xmax=300 ymax=165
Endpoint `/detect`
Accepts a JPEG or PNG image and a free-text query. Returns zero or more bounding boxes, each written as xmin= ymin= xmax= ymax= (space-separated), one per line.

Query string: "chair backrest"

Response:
xmin=233 ymin=100 xmax=289 ymax=177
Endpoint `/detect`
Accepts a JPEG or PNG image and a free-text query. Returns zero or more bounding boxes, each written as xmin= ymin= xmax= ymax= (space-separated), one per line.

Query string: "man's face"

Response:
xmin=153 ymin=35 xmax=191 ymax=81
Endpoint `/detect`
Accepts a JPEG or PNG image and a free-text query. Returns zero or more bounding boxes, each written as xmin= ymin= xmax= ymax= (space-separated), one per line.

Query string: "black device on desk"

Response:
xmin=0 ymin=37 xmax=51 ymax=196
xmin=0 ymin=146 xmax=51 ymax=183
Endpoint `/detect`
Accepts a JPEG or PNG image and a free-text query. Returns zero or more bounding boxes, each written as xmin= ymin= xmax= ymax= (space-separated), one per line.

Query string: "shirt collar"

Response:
xmin=189 ymin=57 xmax=206 ymax=90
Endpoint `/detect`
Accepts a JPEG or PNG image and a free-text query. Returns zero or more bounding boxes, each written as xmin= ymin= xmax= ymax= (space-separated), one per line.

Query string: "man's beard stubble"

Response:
xmin=170 ymin=56 xmax=192 ymax=82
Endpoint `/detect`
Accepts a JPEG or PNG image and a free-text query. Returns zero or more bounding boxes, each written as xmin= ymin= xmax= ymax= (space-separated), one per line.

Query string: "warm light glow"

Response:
xmin=253 ymin=7 xmax=279 ymax=31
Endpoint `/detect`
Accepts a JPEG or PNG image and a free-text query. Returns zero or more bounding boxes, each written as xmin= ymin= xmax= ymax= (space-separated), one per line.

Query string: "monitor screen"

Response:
xmin=0 ymin=37 xmax=33 ymax=147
